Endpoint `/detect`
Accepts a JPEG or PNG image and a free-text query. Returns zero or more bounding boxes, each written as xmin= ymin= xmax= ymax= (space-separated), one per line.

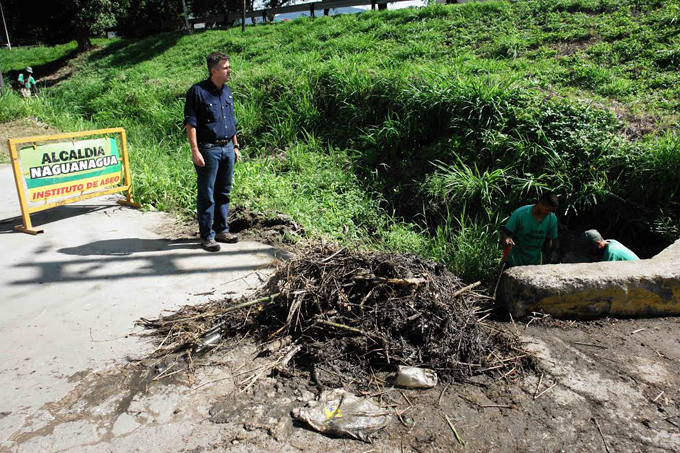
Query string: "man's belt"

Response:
xmin=201 ymin=139 xmax=231 ymax=147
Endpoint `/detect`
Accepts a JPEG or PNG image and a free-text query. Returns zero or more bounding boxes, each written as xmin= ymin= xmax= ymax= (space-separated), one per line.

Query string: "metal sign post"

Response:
xmin=0 ymin=0 xmax=11 ymax=50
xmin=242 ymin=0 xmax=246 ymax=32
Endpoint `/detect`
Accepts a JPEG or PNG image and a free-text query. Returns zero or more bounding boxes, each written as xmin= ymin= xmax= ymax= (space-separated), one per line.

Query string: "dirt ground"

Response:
xmin=203 ymin=315 xmax=680 ymax=452
xmin=4 ymin=313 xmax=678 ymax=452
xmin=0 ymin=118 xmax=59 ymax=164
xmin=159 ymin=206 xmax=303 ymax=252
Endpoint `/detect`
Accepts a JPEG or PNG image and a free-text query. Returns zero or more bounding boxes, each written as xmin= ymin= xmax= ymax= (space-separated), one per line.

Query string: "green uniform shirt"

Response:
xmin=18 ymin=73 xmax=36 ymax=88
xmin=603 ymin=239 xmax=639 ymax=261
xmin=505 ymin=205 xmax=558 ymax=266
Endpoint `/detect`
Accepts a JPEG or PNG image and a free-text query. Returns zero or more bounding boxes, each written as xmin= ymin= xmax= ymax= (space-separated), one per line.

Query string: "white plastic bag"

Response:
xmin=292 ymin=389 xmax=390 ymax=442
xmin=395 ymin=366 xmax=438 ymax=388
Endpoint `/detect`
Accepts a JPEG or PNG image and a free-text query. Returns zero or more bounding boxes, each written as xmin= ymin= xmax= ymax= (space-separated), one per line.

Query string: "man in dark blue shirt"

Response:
xmin=184 ymin=52 xmax=241 ymax=252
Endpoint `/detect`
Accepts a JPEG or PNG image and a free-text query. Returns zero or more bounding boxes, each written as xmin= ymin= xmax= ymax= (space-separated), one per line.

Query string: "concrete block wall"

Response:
xmin=498 ymin=239 xmax=680 ymax=319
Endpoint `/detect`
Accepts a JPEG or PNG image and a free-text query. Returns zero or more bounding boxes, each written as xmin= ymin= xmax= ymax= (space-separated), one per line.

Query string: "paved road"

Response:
xmin=0 ymin=164 xmax=283 ymax=451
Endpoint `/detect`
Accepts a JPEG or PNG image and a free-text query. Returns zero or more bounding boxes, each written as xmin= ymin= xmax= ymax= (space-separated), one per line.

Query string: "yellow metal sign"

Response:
xmin=8 ymin=127 xmax=140 ymax=234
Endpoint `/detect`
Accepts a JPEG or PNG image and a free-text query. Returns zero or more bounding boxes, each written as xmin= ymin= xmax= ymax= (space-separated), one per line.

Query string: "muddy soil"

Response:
xmin=160 ymin=206 xmax=303 ymax=251
xmin=207 ymin=316 xmax=680 ymax=452
xmin=4 ymin=316 xmax=678 ymax=452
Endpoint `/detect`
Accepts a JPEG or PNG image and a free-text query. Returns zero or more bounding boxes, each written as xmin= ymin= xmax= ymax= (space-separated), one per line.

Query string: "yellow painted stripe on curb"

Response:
xmin=536 ymin=281 xmax=680 ymax=318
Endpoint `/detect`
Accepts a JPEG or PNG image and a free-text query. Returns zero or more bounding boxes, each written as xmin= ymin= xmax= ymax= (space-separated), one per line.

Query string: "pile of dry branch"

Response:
xmin=137 ymin=242 xmax=531 ymax=385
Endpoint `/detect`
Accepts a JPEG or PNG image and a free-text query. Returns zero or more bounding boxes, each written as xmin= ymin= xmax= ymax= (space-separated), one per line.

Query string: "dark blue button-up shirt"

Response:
xmin=184 ymin=79 xmax=237 ymax=144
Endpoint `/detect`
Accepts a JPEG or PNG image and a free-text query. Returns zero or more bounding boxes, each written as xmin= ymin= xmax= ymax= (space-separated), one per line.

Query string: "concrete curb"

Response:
xmin=498 ymin=239 xmax=680 ymax=319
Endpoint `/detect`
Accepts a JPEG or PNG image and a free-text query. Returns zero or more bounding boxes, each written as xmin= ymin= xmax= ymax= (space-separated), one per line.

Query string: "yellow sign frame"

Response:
xmin=8 ymin=127 xmax=140 ymax=235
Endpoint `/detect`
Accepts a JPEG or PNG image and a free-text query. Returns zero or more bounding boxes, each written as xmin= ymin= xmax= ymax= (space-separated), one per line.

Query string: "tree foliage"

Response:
xmin=4 ymin=0 xmax=298 ymax=45
xmin=2 ymin=0 xmax=118 ymax=49
xmin=64 ymin=0 xmax=119 ymax=50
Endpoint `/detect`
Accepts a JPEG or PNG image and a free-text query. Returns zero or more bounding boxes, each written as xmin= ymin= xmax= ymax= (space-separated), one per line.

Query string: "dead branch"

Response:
xmin=534 ymin=382 xmax=558 ymax=400
xmin=591 ymin=417 xmax=611 ymax=453
xmin=316 ymin=320 xmax=381 ymax=341
xmin=451 ymin=281 xmax=482 ymax=298
xmin=275 ymin=344 xmax=302 ymax=372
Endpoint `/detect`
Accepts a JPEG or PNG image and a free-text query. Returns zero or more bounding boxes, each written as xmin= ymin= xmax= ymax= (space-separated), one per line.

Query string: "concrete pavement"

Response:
xmin=0 ymin=164 xmax=284 ymax=451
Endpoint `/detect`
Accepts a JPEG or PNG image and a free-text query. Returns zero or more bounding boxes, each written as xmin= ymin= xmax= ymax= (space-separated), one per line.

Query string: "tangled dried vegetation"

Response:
xmin=136 ymin=243 xmax=533 ymax=387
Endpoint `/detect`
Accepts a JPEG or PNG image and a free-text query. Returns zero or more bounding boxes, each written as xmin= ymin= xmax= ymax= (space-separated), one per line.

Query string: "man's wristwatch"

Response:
xmin=234 ymin=144 xmax=240 ymax=149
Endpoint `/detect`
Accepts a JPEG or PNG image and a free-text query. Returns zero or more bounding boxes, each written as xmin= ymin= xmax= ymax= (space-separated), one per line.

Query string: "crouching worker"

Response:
xmin=500 ymin=192 xmax=559 ymax=267
xmin=17 ymin=66 xmax=38 ymax=97
xmin=581 ymin=229 xmax=639 ymax=261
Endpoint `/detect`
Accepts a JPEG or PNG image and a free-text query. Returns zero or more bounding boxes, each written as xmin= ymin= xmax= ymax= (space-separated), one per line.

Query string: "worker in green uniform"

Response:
xmin=500 ymin=192 xmax=559 ymax=267
xmin=581 ymin=229 xmax=639 ymax=261
xmin=17 ymin=66 xmax=37 ymax=96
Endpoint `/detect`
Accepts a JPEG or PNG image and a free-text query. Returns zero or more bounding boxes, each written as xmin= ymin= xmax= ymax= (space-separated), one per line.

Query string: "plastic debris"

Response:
xmin=395 ymin=366 xmax=438 ymax=389
xmin=291 ymin=389 xmax=390 ymax=442
xmin=194 ymin=331 xmax=222 ymax=354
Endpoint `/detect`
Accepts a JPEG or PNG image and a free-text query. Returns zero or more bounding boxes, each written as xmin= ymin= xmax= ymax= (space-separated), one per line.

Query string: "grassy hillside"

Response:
xmin=1 ymin=0 xmax=679 ymax=282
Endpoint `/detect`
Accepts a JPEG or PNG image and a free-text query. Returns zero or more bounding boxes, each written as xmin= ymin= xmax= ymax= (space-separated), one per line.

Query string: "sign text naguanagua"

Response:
xmin=22 ymin=138 xmax=122 ymax=203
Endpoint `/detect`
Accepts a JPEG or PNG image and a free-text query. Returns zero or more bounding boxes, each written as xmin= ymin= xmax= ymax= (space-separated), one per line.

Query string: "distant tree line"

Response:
xmin=2 ymin=0 xmax=292 ymax=51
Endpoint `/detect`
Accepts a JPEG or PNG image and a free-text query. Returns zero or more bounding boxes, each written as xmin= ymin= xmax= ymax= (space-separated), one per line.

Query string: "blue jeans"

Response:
xmin=195 ymin=142 xmax=235 ymax=241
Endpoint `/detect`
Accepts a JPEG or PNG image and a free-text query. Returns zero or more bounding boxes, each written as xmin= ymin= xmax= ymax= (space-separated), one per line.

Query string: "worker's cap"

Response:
xmin=25 ymin=66 xmax=33 ymax=74
xmin=581 ymin=229 xmax=603 ymax=246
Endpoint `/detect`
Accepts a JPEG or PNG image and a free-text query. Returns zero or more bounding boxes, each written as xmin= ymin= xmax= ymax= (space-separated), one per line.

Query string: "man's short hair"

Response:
xmin=539 ymin=191 xmax=559 ymax=209
xmin=206 ymin=52 xmax=229 ymax=73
